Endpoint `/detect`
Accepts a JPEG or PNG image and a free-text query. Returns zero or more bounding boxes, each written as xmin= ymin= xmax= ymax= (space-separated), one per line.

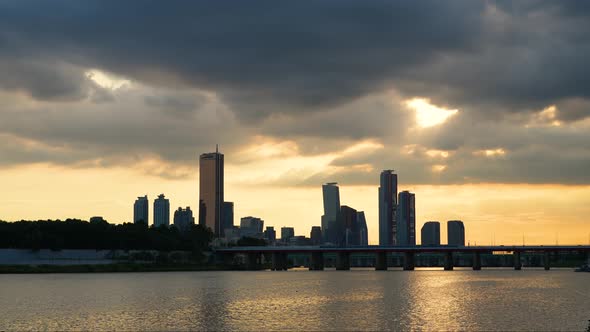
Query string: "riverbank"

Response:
xmin=0 ymin=263 xmax=239 ymax=273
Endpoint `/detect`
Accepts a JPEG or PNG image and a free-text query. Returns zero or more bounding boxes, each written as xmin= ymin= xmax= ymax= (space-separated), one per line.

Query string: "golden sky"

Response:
xmin=1 ymin=2 xmax=590 ymax=246
xmin=2 ymin=164 xmax=589 ymax=245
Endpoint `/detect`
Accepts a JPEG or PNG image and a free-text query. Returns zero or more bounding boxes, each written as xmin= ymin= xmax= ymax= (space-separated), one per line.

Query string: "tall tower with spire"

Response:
xmin=199 ymin=146 xmax=224 ymax=237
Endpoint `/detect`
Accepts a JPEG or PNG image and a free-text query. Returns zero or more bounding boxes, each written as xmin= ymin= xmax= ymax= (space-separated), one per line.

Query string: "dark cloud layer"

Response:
xmin=0 ymin=1 xmax=589 ymax=185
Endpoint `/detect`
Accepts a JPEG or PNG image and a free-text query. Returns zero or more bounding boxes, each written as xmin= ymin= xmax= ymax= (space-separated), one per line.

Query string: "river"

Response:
xmin=1 ymin=268 xmax=589 ymax=331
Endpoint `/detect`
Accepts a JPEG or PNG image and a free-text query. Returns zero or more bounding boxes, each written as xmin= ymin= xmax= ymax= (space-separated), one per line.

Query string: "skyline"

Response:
xmin=1 ymin=1 xmax=590 ymax=245
xmin=2 ymin=158 xmax=589 ymax=245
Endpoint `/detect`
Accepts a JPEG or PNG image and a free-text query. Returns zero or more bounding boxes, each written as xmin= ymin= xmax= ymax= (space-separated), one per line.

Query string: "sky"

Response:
xmin=1 ymin=1 xmax=590 ymax=245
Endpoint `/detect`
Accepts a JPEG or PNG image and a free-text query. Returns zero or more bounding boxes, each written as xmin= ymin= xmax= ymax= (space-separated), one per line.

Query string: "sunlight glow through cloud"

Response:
xmin=86 ymin=69 xmax=131 ymax=90
xmin=405 ymin=98 xmax=459 ymax=128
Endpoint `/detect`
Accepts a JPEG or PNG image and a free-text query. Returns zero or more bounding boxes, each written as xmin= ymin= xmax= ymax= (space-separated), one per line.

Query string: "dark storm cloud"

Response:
xmin=1 ymin=1 xmax=590 ymax=184
xmin=0 ymin=0 xmax=485 ymax=118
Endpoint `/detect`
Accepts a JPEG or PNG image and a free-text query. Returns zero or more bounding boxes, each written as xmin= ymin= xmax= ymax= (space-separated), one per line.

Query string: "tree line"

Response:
xmin=0 ymin=219 xmax=214 ymax=252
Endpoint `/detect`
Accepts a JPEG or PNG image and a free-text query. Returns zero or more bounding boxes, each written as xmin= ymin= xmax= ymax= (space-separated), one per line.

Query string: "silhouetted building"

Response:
xmin=154 ymin=194 xmax=170 ymax=227
xmin=338 ymin=205 xmax=359 ymax=246
xmin=281 ymin=227 xmax=295 ymax=243
xmin=321 ymin=182 xmax=340 ymax=244
xmin=225 ymin=226 xmax=241 ymax=242
xmin=310 ymin=226 xmax=322 ymax=245
xmin=421 ymin=221 xmax=440 ymax=246
xmin=289 ymin=236 xmax=311 ymax=246
xmin=379 ymin=170 xmax=398 ymax=246
xmin=133 ymin=195 xmax=149 ymax=225
xmin=357 ymin=211 xmax=368 ymax=246
xmin=222 ymin=201 xmax=234 ymax=234
xmin=174 ymin=207 xmax=195 ymax=232
xmin=240 ymin=216 xmax=264 ymax=238
xmin=447 ymin=220 xmax=465 ymax=246
xmin=199 ymin=147 xmax=224 ymax=237
xmin=264 ymin=226 xmax=276 ymax=243
xmin=396 ymin=191 xmax=415 ymax=246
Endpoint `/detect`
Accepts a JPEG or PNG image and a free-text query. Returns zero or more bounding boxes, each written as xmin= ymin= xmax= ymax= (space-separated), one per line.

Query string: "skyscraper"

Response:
xmin=357 ymin=211 xmax=368 ymax=246
xmin=338 ymin=205 xmax=358 ymax=246
xmin=153 ymin=194 xmax=170 ymax=227
xmin=174 ymin=207 xmax=195 ymax=232
xmin=379 ymin=170 xmax=398 ymax=246
xmin=396 ymin=190 xmax=416 ymax=246
xmin=447 ymin=220 xmax=465 ymax=246
xmin=321 ymin=182 xmax=340 ymax=244
xmin=222 ymin=201 xmax=234 ymax=234
xmin=199 ymin=147 xmax=224 ymax=237
xmin=421 ymin=221 xmax=440 ymax=246
xmin=133 ymin=195 xmax=149 ymax=225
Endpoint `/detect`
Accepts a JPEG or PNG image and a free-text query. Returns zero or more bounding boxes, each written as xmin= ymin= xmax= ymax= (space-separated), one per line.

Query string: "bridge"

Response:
xmin=214 ymin=245 xmax=590 ymax=271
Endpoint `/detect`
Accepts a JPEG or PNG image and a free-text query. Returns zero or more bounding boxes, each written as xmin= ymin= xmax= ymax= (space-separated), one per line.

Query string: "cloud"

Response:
xmin=0 ymin=1 xmax=589 ymax=185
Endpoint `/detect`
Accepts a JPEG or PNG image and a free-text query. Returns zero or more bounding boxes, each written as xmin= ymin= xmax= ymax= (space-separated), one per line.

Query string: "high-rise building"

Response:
xmin=338 ymin=205 xmax=358 ymax=246
xmin=396 ymin=191 xmax=415 ymax=246
xmin=310 ymin=226 xmax=322 ymax=245
xmin=240 ymin=216 xmax=264 ymax=238
xmin=153 ymin=194 xmax=170 ymax=227
xmin=174 ymin=207 xmax=195 ymax=232
xmin=264 ymin=226 xmax=276 ymax=243
xmin=222 ymin=201 xmax=234 ymax=234
xmin=379 ymin=170 xmax=398 ymax=246
xmin=321 ymin=182 xmax=340 ymax=244
xmin=421 ymin=221 xmax=440 ymax=246
xmin=133 ymin=195 xmax=149 ymax=225
xmin=199 ymin=147 xmax=224 ymax=237
xmin=447 ymin=220 xmax=465 ymax=246
xmin=281 ymin=227 xmax=295 ymax=243
xmin=357 ymin=211 xmax=368 ymax=246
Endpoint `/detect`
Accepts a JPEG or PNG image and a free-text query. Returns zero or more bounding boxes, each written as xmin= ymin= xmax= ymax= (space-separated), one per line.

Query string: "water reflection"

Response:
xmin=1 ymin=269 xmax=589 ymax=331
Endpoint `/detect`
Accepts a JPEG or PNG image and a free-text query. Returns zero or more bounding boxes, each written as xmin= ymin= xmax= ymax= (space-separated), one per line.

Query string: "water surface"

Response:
xmin=1 ymin=268 xmax=589 ymax=331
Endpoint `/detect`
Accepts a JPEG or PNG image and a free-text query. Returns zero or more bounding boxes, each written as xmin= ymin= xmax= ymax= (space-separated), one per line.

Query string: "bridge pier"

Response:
xmin=544 ymin=251 xmax=550 ymax=270
xmin=271 ymin=252 xmax=288 ymax=271
xmin=246 ymin=253 xmax=260 ymax=270
xmin=336 ymin=252 xmax=350 ymax=270
xmin=375 ymin=252 xmax=387 ymax=271
xmin=309 ymin=252 xmax=324 ymax=271
xmin=472 ymin=252 xmax=482 ymax=270
xmin=403 ymin=252 xmax=415 ymax=271
xmin=444 ymin=252 xmax=454 ymax=271
xmin=513 ymin=251 xmax=522 ymax=270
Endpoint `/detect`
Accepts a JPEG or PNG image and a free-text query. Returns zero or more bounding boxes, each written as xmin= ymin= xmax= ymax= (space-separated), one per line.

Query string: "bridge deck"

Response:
xmin=215 ymin=245 xmax=590 ymax=254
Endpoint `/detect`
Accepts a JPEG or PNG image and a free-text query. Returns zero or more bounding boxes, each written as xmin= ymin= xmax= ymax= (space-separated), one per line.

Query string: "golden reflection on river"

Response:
xmin=1 ymin=269 xmax=589 ymax=331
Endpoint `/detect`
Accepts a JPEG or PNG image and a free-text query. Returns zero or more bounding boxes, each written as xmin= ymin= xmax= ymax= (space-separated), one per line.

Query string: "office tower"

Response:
xmin=396 ymin=191 xmax=416 ymax=246
xmin=321 ymin=182 xmax=341 ymax=244
xmin=310 ymin=226 xmax=322 ymax=245
xmin=222 ymin=202 xmax=234 ymax=234
xmin=173 ymin=207 xmax=195 ymax=232
xmin=264 ymin=226 xmax=276 ymax=243
xmin=447 ymin=220 xmax=465 ymax=246
xmin=338 ymin=205 xmax=359 ymax=246
xmin=240 ymin=216 xmax=264 ymax=238
xmin=379 ymin=170 xmax=398 ymax=246
xmin=281 ymin=227 xmax=295 ymax=243
xmin=199 ymin=147 xmax=224 ymax=237
xmin=421 ymin=221 xmax=440 ymax=246
xmin=153 ymin=194 xmax=170 ymax=227
xmin=357 ymin=211 xmax=368 ymax=246
xmin=133 ymin=195 xmax=149 ymax=225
